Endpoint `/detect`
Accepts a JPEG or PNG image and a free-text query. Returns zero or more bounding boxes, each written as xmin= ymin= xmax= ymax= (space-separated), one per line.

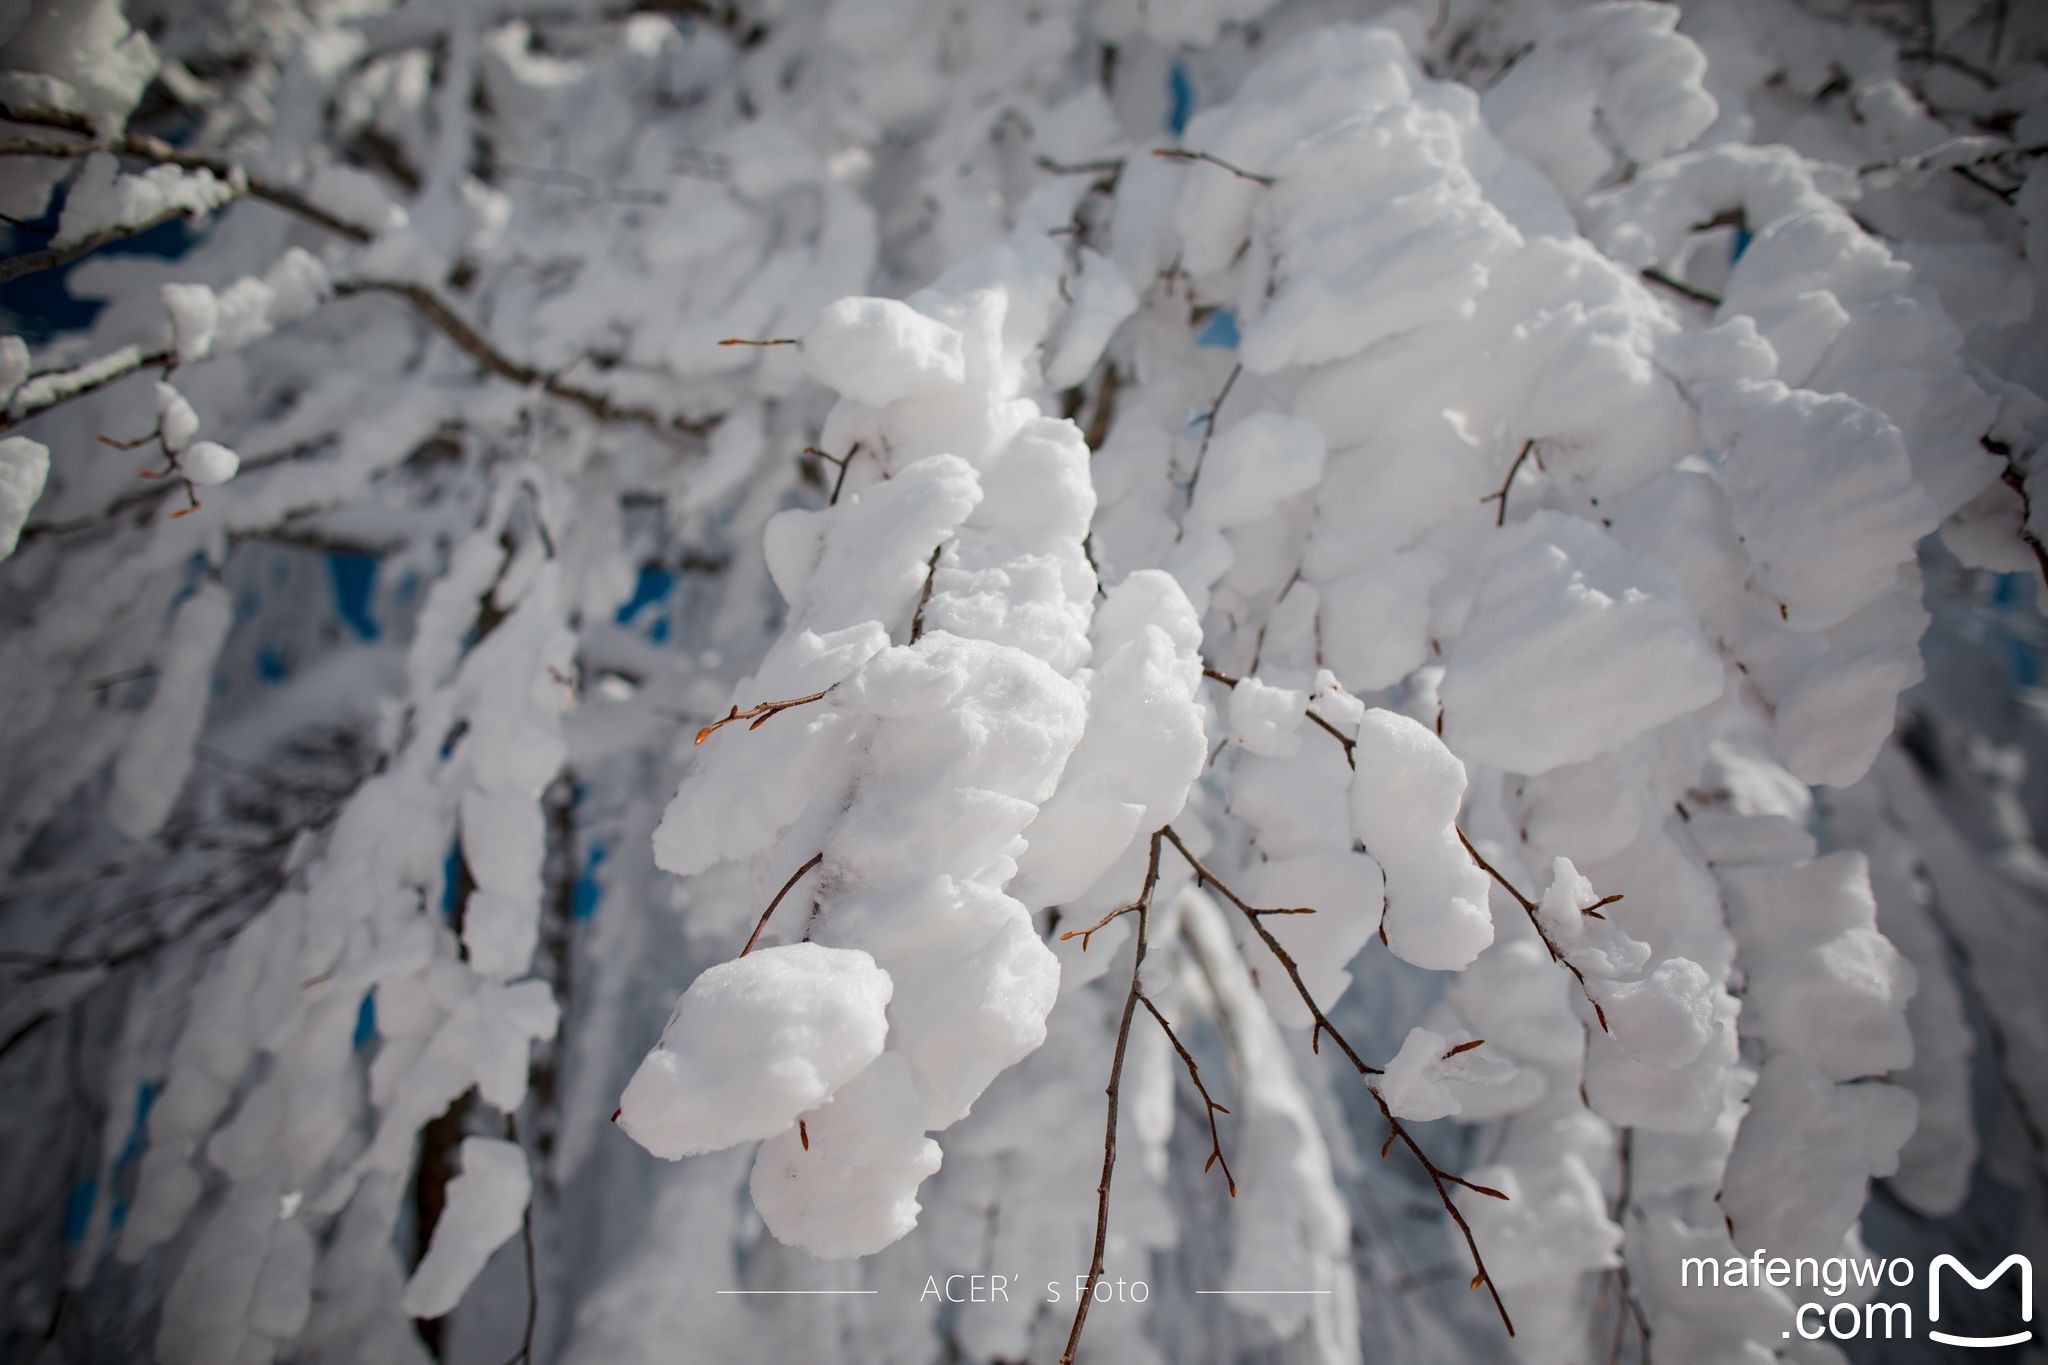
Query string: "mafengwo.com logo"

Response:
xmin=1680 ymin=1249 xmax=2032 ymax=1346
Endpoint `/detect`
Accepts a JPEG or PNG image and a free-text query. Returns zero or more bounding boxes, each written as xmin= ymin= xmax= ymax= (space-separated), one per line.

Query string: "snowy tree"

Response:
xmin=1 ymin=0 xmax=2045 ymax=1363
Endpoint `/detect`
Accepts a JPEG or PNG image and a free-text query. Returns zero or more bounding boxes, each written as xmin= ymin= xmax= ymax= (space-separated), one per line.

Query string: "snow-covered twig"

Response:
xmin=1456 ymin=827 xmax=1620 ymax=1032
xmin=0 ymin=119 xmax=376 ymax=247
xmin=3 ymin=341 xmax=176 ymax=432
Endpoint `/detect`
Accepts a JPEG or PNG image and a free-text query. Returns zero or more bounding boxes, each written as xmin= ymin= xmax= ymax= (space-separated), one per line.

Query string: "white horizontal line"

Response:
xmin=714 ymin=1290 xmax=879 ymax=1295
xmin=1196 ymin=1290 xmax=1331 ymax=1295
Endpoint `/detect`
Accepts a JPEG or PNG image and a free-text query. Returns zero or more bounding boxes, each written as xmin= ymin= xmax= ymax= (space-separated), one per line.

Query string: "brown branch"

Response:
xmin=716 ymin=336 xmax=798 ymax=347
xmin=334 ymin=280 xmax=711 ymax=435
xmin=1456 ymin=826 xmax=1613 ymax=1033
xmin=1137 ymin=991 xmax=1236 ymax=1197
xmin=0 ymin=204 xmax=214 ymax=285
xmin=909 ymin=545 xmax=940 ymax=644
xmin=1198 ymin=665 xmax=1356 ymax=767
xmin=740 ymin=852 xmax=824 ymax=956
xmin=1304 ymin=710 xmax=1357 ymax=768
xmin=1038 ymin=155 xmax=1126 ymax=177
xmin=801 ymin=443 xmax=861 ymax=506
xmin=693 ymin=687 xmax=833 ymax=745
xmin=1061 ymin=828 xmax=1163 ymax=1365
xmin=1160 ymin=824 xmax=1515 ymax=1338
xmin=1159 ymin=828 xmax=1367 ymax=1075
xmin=1152 ymin=147 xmax=1275 ymax=187
xmin=1369 ymin=1087 xmax=1515 ymax=1335
xmin=1604 ymin=1129 xmax=1653 ymax=1365
xmin=1479 ymin=438 xmax=1536 ymax=527
xmin=1185 ymin=361 xmax=1242 ymax=491
xmin=1639 ymin=267 xmax=1722 ymax=308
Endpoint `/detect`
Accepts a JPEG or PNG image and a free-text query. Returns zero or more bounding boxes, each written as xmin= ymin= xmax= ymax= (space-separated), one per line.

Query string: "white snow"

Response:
xmin=615 ymin=943 xmax=892 ymax=1159
xmin=747 ymin=1053 xmax=943 ymax=1258
xmin=107 ymin=583 xmax=233 ymax=839
xmin=1719 ymin=1054 xmax=1915 ymax=1262
xmin=400 ymin=1137 xmax=529 ymax=1319
xmin=1189 ymin=412 xmax=1327 ymax=530
xmin=1348 ymin=708 xmax=1493 ymax=970
xmin=0 ymin=434 xmax=49 ymax=559
xmin=800 ymin=296 xmax=967 ymax=409
xmin=1225 ymin=675 xmax=1305 ymax=758
xmin=1439 ymin=513 xmax=1724 ymax=775
xmin=154 ymin=381 xmax=198 ymax=453
xmin=162 ymin=283 xmax=219 ymax=365
xmin=1378 ymin=1027 xmax=1513 ymax=1122
xmin=178 ymin=439 xmax=240 ymax=487
xmin=55 ymin=152 xmax=234 ymax=249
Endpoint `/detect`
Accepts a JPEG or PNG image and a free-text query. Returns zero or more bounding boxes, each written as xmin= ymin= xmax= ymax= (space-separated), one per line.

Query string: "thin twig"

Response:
xmin=1605 ymin=1130 xmax=1653 ymax=1365
xmin=1456 ymin=826 xmax=1613 ymax=1032
xmin=1137 ymin=991 xmax=1236 ymax=1197
xmin=1368 ymin=1087 xmax=1516 ymax=1335
xmin=1199 ymin=665 xmax=1355 ymax=767
xmin=334 ymin=280 xmax=710 ymax=435
xmin=1639 ymin=267 xmax=1722 ymax=308
xmin=0 ymin=205 xmax=210 ymax=285
xmin=1159 ymin=825 xmax=1515 ymax=1337
xmin=1152 ymin=147 xmax=1275 ymax=186
xmin=909 ymin=546 xmax=940 ymax=645
xmin=1479 ymin=439 xmax=1536 ymax=527
xmin=1185 ymin=362 xmax=1242 ymax=491
xmin=801 ymin=443 xmax=861 ymax=506
xmin=693 ymin=687 xmax=833 ymax=745
xmin=1061 ymin=829 xmax=1163 ymax=1365
xmin=740 ymin=853 xmax=824 ymax=956
xmin=1159 ymin=828 xmax=1365 ymax=1075
xmin=1038 ymin=155 xmax=1126 ymax=177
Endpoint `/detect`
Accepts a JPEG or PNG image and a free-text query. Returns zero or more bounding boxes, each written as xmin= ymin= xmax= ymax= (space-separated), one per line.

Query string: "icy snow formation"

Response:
xmin=4 ymin=1 xmax=2047 ymax=1364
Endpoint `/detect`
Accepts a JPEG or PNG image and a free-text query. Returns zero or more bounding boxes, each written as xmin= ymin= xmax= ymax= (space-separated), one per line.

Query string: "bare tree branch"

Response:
xmin=334 ymin=281 xmax=713 ymax=435
xmin=1137 ymin=991 xmax=1236 ymax=1197
xmin=740 ymin=853 xmax=824 ymax=956
xmin=1480 ymin=438 xmax=1537 ymax=527
xmin=1062 ymin=828 xmax=1163 ymax=1365
xmin=1158 ymin=825 xmax=1516 ymax=1338
xmin=1456 ymin=827 xmax=1616 ymax=1032
xmin=1152 ymin=147 xmax=1276 ymax=186
xmin=692 ymin=687 xmax=834 ymax=745
xmin=1640 ymin=267 xmax=1722 ymax=308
